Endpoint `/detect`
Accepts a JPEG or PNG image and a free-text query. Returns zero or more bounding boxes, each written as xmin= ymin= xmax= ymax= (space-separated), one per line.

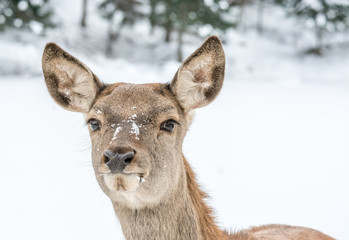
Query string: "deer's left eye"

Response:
xmin=88 ymin=119 xmax=101 ymax=131
xmin=160 ymin=120 xmax=177 ymax=132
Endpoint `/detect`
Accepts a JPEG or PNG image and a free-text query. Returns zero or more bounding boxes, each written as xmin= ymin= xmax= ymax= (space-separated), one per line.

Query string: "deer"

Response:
xmin=42 ymin=36 xmax=334 ymax=240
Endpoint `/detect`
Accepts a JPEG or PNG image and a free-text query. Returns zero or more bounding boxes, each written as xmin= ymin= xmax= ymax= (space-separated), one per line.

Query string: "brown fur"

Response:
xmin=184 ymin=157 xmax=229 ymax=240
xmin=96 ymin=82 xmax=124 ymax=100
xmin=42 ymin=36 xmax=335 ymax=240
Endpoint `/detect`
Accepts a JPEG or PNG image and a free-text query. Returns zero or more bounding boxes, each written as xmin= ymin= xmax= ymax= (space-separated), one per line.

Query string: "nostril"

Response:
xmin=124 ymin=157 xmax=132 ymax=166
xmin=120 ymin=151 xmax=135 ymax=166
xmin=104 ymin=150 xmax=114 ymax=164
xmin=104 ymin=155 xmax=110 ymax=164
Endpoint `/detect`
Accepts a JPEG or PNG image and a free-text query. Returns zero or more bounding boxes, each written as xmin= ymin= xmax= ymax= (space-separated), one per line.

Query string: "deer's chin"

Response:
xmin=103 ymin=173 xmax=145 ymax=192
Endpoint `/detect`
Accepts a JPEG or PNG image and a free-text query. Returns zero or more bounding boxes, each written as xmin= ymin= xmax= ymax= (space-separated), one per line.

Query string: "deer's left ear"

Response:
xmin=170 ymin=36 xmax=225 ymax=111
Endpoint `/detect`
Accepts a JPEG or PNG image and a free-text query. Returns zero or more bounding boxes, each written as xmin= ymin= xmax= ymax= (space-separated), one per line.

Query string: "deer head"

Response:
xmin=42 ymin=36 xmax=225 ymax=209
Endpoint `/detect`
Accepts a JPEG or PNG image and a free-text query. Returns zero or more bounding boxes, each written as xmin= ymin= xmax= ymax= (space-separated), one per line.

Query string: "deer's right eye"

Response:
xmin=88 ymin=119 xmax=101 ymax=131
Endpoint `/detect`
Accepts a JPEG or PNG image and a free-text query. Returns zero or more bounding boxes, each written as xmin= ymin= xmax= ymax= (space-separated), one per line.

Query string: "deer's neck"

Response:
xmin=112 ymin=157 xmax=229 ymax=240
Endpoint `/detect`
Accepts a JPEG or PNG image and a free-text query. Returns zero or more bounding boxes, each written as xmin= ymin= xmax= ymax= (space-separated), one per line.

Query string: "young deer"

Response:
xmin=42 ymin=36 xmax=334 ymax=240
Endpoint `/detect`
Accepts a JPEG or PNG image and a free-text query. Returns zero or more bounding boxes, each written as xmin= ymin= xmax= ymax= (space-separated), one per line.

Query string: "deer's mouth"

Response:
xmin=103 ymin=172 xmax=146 ymax=192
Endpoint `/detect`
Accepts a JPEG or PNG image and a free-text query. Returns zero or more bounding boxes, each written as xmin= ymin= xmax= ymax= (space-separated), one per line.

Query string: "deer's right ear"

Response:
xmin=42 ymin=42 xmax=103 ymax=113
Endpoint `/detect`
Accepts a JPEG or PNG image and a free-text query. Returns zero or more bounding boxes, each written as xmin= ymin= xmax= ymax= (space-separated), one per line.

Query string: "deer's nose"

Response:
xmin=103 ymin=148 xmax=135 ymax=173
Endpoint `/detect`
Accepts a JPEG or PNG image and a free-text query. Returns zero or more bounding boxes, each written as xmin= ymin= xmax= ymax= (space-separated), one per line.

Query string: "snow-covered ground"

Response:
xmin=1 ymin=1 xmax=349 ymax=239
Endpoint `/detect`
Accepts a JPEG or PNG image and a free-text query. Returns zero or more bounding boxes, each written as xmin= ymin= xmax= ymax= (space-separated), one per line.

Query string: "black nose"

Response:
xmin=104 ymin=149 xmax=135 ymax=173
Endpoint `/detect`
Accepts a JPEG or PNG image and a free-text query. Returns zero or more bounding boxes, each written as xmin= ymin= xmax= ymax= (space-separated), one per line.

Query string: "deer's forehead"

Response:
xmin=90 ymin=83 xmax=180 ymax=120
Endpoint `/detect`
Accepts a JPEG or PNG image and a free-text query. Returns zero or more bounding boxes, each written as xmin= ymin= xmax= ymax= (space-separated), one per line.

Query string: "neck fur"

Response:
xmin=184 ymin=159 xmax=230 ymax=240
xmin=111 ymin=156 xmax=229 ymax=240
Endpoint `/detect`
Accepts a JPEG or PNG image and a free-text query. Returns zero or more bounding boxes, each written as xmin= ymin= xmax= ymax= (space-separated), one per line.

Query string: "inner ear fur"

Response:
xmin=42 ymin=42 xmax=103 ymax=113
xmin=170 ymin=36 xmax=225 ymax=111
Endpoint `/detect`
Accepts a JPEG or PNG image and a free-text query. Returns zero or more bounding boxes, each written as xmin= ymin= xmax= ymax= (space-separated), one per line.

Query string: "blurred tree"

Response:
xmin=227 ymin=0 xmax=249 ymax=31
xmin=149 ymin=0 xmax=173 ymax=42
xmin=99 ymin=0 xmax=144 ymax=56
xmin=256 ymin=0 xmax=264 ymax=34
xmin=0 ymin=0 xmax=54 ymax=33
xmin=149 ymin=0 xmax=235 ymax=61
xmin=274 ymin=0 xmax=349 ymax=55
xmin=80 ymin=0 xmax=88 ymax=28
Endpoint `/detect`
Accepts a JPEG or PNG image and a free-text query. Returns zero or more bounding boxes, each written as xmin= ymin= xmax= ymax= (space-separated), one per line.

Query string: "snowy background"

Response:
xmin=0 ymin=0 xmax=348 ymax=239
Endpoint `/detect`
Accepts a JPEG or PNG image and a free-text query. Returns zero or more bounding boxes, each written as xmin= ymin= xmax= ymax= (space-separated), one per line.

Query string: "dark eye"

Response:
xmin=160 ymin=120 xmax=177 ymax=132
xmin=88 ymin=119 xmax=101 ymax=132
